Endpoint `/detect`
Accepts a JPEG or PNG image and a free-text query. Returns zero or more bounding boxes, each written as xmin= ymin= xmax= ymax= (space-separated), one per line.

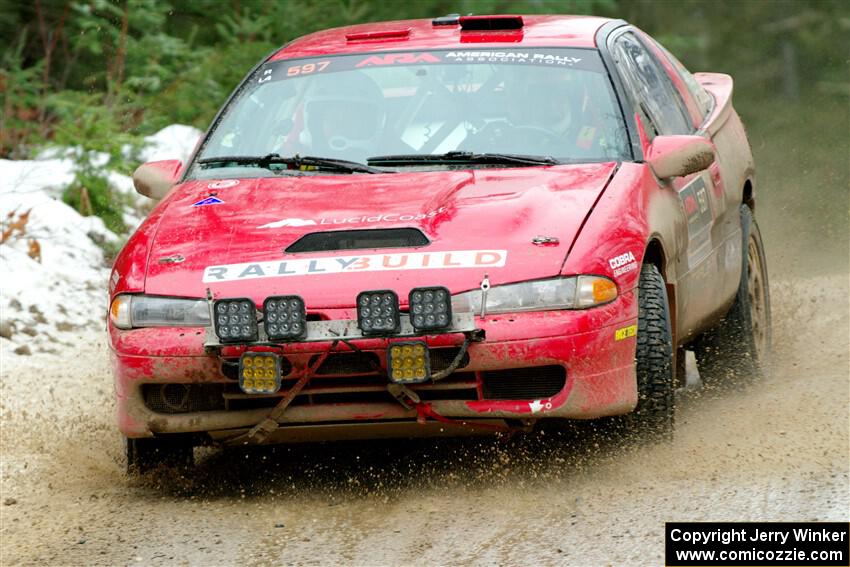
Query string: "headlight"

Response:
xmin=110 ymin=295 xmax=210 ymax=329
xmin=450 ymin=276 xmax=617 ymax=315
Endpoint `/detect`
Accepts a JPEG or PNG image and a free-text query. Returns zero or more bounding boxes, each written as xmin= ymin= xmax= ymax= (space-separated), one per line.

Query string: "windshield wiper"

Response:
xmin=367 ymin=151 xmax=560 ymax=167
xmin=198 ymin=153 xmax=386 ymax=174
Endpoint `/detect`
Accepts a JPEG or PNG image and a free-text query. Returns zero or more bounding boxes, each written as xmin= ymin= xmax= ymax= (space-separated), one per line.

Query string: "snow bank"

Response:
xmin=138 ymin=124 xmax=202 ymax=164
xmin=0 ymin=125 xmax=202 ymax=356
xmin=0 ymin=156 xmax=77 ymax=200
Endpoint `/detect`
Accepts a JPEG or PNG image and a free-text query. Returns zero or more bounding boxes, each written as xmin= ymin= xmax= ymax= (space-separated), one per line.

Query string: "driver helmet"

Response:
xmin=508 ymin=67 xmax=580 ymax=136
xmin=302 ymin=72 xmax=386 ymax=160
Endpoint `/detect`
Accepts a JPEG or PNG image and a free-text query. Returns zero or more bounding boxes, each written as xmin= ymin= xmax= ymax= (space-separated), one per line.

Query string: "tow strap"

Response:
xmin=224 ymin=340 xmax=339 ymax=446
xmin=415 ymin=402 xmax=511 ymax=433
xmin=225 ymin=333 xmax=503 ymax=445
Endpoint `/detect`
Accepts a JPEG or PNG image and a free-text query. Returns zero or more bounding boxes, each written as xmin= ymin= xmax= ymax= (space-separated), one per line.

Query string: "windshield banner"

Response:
xmin=256 ymin=48 xmax=604 ymax=87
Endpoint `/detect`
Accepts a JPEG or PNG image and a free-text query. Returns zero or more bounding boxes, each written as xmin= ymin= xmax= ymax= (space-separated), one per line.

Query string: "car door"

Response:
xmin=642 ymin=35 xmax=743 ymax=314
xmin=609 ymin=29 xmax=727 ymax=338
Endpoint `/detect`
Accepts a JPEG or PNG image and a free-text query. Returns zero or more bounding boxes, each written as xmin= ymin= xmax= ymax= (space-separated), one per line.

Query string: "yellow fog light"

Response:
xmin=239 ymin=352 xmax=281 ymax=394
xmin=386 ymin=341 xmax=430 ymax=384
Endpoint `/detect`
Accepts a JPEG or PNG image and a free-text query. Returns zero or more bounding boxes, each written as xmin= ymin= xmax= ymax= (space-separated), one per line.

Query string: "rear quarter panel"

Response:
xmin=693 ymin=73 xmax=755 ymax=332
xmin=697 ymin=73 xmax=755 ymax=208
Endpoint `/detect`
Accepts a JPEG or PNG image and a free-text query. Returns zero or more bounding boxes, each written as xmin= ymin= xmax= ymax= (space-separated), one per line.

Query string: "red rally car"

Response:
xmin=112 ymin=14 xmax=771 ymax=470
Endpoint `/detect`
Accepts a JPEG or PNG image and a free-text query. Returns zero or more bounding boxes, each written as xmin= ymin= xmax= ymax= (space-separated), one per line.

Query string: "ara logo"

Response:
xmin=193 ymin=196 xmax=224 ymax=207
xmin=258 ymin=218 xmax=317 ymax=228
xmin=355 ymin=53 xmax=440 ymax=68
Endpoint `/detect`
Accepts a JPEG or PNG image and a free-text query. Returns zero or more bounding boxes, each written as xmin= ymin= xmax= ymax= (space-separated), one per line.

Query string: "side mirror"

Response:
xmin=646 ymin=135 xmax=715 ymax=179
xmin=132 ymin=160 xmax=182 ymax=200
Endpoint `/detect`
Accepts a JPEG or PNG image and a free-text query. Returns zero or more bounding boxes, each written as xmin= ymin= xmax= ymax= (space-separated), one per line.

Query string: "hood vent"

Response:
xmin=345 ymin=28 xmax=411 ymax=42
xmin=285 ymin=228 xmax=429 ymax=254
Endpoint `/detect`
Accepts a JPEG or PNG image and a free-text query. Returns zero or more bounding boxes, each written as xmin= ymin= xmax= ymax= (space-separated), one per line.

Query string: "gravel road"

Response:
xmin=1 ymin=275 xmax=848 ymax=565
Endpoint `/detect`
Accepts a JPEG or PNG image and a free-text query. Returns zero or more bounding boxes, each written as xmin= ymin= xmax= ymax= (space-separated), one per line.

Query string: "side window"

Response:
xmin=653 ymin=41 xmax=714 ymax=120
xmin=610 ymin=32 xmax=692 ymax=138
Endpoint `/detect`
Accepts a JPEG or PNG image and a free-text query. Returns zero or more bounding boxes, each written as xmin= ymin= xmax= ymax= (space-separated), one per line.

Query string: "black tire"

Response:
xmin=628 ymin=263 xmax=675 ymax=437
xmin=125 ymin=436 xmax=194 ymax=474
xmin=693 ymin=204 xmax=771 ymax=383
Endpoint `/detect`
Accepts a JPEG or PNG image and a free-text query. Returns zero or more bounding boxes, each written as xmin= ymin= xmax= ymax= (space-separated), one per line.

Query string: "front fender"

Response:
xmin=561 ymin=163 xmax=681 ymax=291
xmin=109 ymin=198 xmax=171 ymax=298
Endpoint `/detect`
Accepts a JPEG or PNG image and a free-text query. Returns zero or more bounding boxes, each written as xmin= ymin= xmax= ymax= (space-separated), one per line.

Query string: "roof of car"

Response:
xmin=269 ymin=15 xmax=614 ymax=61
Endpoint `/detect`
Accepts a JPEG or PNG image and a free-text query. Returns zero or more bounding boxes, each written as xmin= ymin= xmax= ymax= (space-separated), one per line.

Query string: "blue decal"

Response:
xmin=193 ymin=196 xmax=224 ymax=207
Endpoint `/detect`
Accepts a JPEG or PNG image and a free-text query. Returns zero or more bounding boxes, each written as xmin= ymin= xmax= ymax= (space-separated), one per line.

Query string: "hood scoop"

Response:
xmin=285 ymin=228 xmax=430 ymax=254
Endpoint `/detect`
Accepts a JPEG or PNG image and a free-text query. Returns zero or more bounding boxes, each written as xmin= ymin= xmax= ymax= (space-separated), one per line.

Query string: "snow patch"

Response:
xmin=0 ymin=186 xmax=113 ymax=354
xmin=0 ymin=157 xmax=77 ymax=200
xmin=139 ymin=124 xmax=202 ymax=164
xmin=0 ymin=124 xmax=202 ymax=355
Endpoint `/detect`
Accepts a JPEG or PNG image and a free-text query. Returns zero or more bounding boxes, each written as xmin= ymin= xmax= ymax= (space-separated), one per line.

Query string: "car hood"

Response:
xmin=144 ymin=163 xmax=617 ymax=308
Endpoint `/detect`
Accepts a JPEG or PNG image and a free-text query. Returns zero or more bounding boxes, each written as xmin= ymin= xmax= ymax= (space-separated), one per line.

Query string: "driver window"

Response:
xmin=611 ymin=31 xmax=692 ymax=138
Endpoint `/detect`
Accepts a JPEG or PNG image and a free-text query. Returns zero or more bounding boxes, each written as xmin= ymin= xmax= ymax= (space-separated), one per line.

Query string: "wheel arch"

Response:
xmin=743 ymin=178 xmax=755 ymax=212
xmin=643 ymin=237 xmax=680 ymax=353
xmin=642 ymin=237 xmax=667 ymax=276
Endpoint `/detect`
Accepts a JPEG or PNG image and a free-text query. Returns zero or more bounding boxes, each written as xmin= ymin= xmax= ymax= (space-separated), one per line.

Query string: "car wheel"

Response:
xmin=628 ymin=263 xmax=675 ymax=437
xmin=125 ymin=436 xmax=194 ymax=474
xmin=694 ymin=204 xmax=771 ymax=383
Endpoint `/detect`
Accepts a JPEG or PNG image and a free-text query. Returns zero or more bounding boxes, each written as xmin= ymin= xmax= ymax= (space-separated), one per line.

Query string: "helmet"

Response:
xmin=508 ymin=67 xmax=581 ymax=136
xmin=302 ymin=72 xmax=386 ymax=160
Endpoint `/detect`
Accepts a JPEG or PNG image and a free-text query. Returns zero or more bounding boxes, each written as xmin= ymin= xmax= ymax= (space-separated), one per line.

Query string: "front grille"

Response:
xmin=294 ymin=389 xmax=398 ymax=406
xmin=221 ymin=367 xmax=479 ymax=410
xmin=143 ymin=364 xmax=564 ymax=415
xmin=306 ymin=347 xmax=468 ymax=377
xmin=143 ymin=383 xmax=225 ymax=413
xmin=309 ymin=352 xmax=380 ymax=375
xmin=481 ymin=366 xmax=566 ymax=400
xmin=285 ymin=228 xmax=429 ymax=253
xmin=430 ymin=347 xmax=470 ymax=372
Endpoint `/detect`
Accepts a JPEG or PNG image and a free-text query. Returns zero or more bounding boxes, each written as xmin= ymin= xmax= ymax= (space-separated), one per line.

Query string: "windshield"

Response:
xmin=192 ymin=48 xmax=630 ymax=175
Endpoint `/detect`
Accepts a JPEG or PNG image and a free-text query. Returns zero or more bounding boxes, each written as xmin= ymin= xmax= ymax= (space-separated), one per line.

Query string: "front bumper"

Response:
xmin=110 ymin=291 xmax=638 ymax=439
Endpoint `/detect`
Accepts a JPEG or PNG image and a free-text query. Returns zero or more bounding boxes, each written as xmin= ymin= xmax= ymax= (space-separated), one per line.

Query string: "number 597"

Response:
xmin=287 ymin=61 xmax=330 ymax=76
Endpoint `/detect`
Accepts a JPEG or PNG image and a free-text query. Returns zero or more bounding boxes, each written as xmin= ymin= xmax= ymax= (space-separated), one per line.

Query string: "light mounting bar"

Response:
xmin=203 ymin=312 xmax=479 ymax=350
